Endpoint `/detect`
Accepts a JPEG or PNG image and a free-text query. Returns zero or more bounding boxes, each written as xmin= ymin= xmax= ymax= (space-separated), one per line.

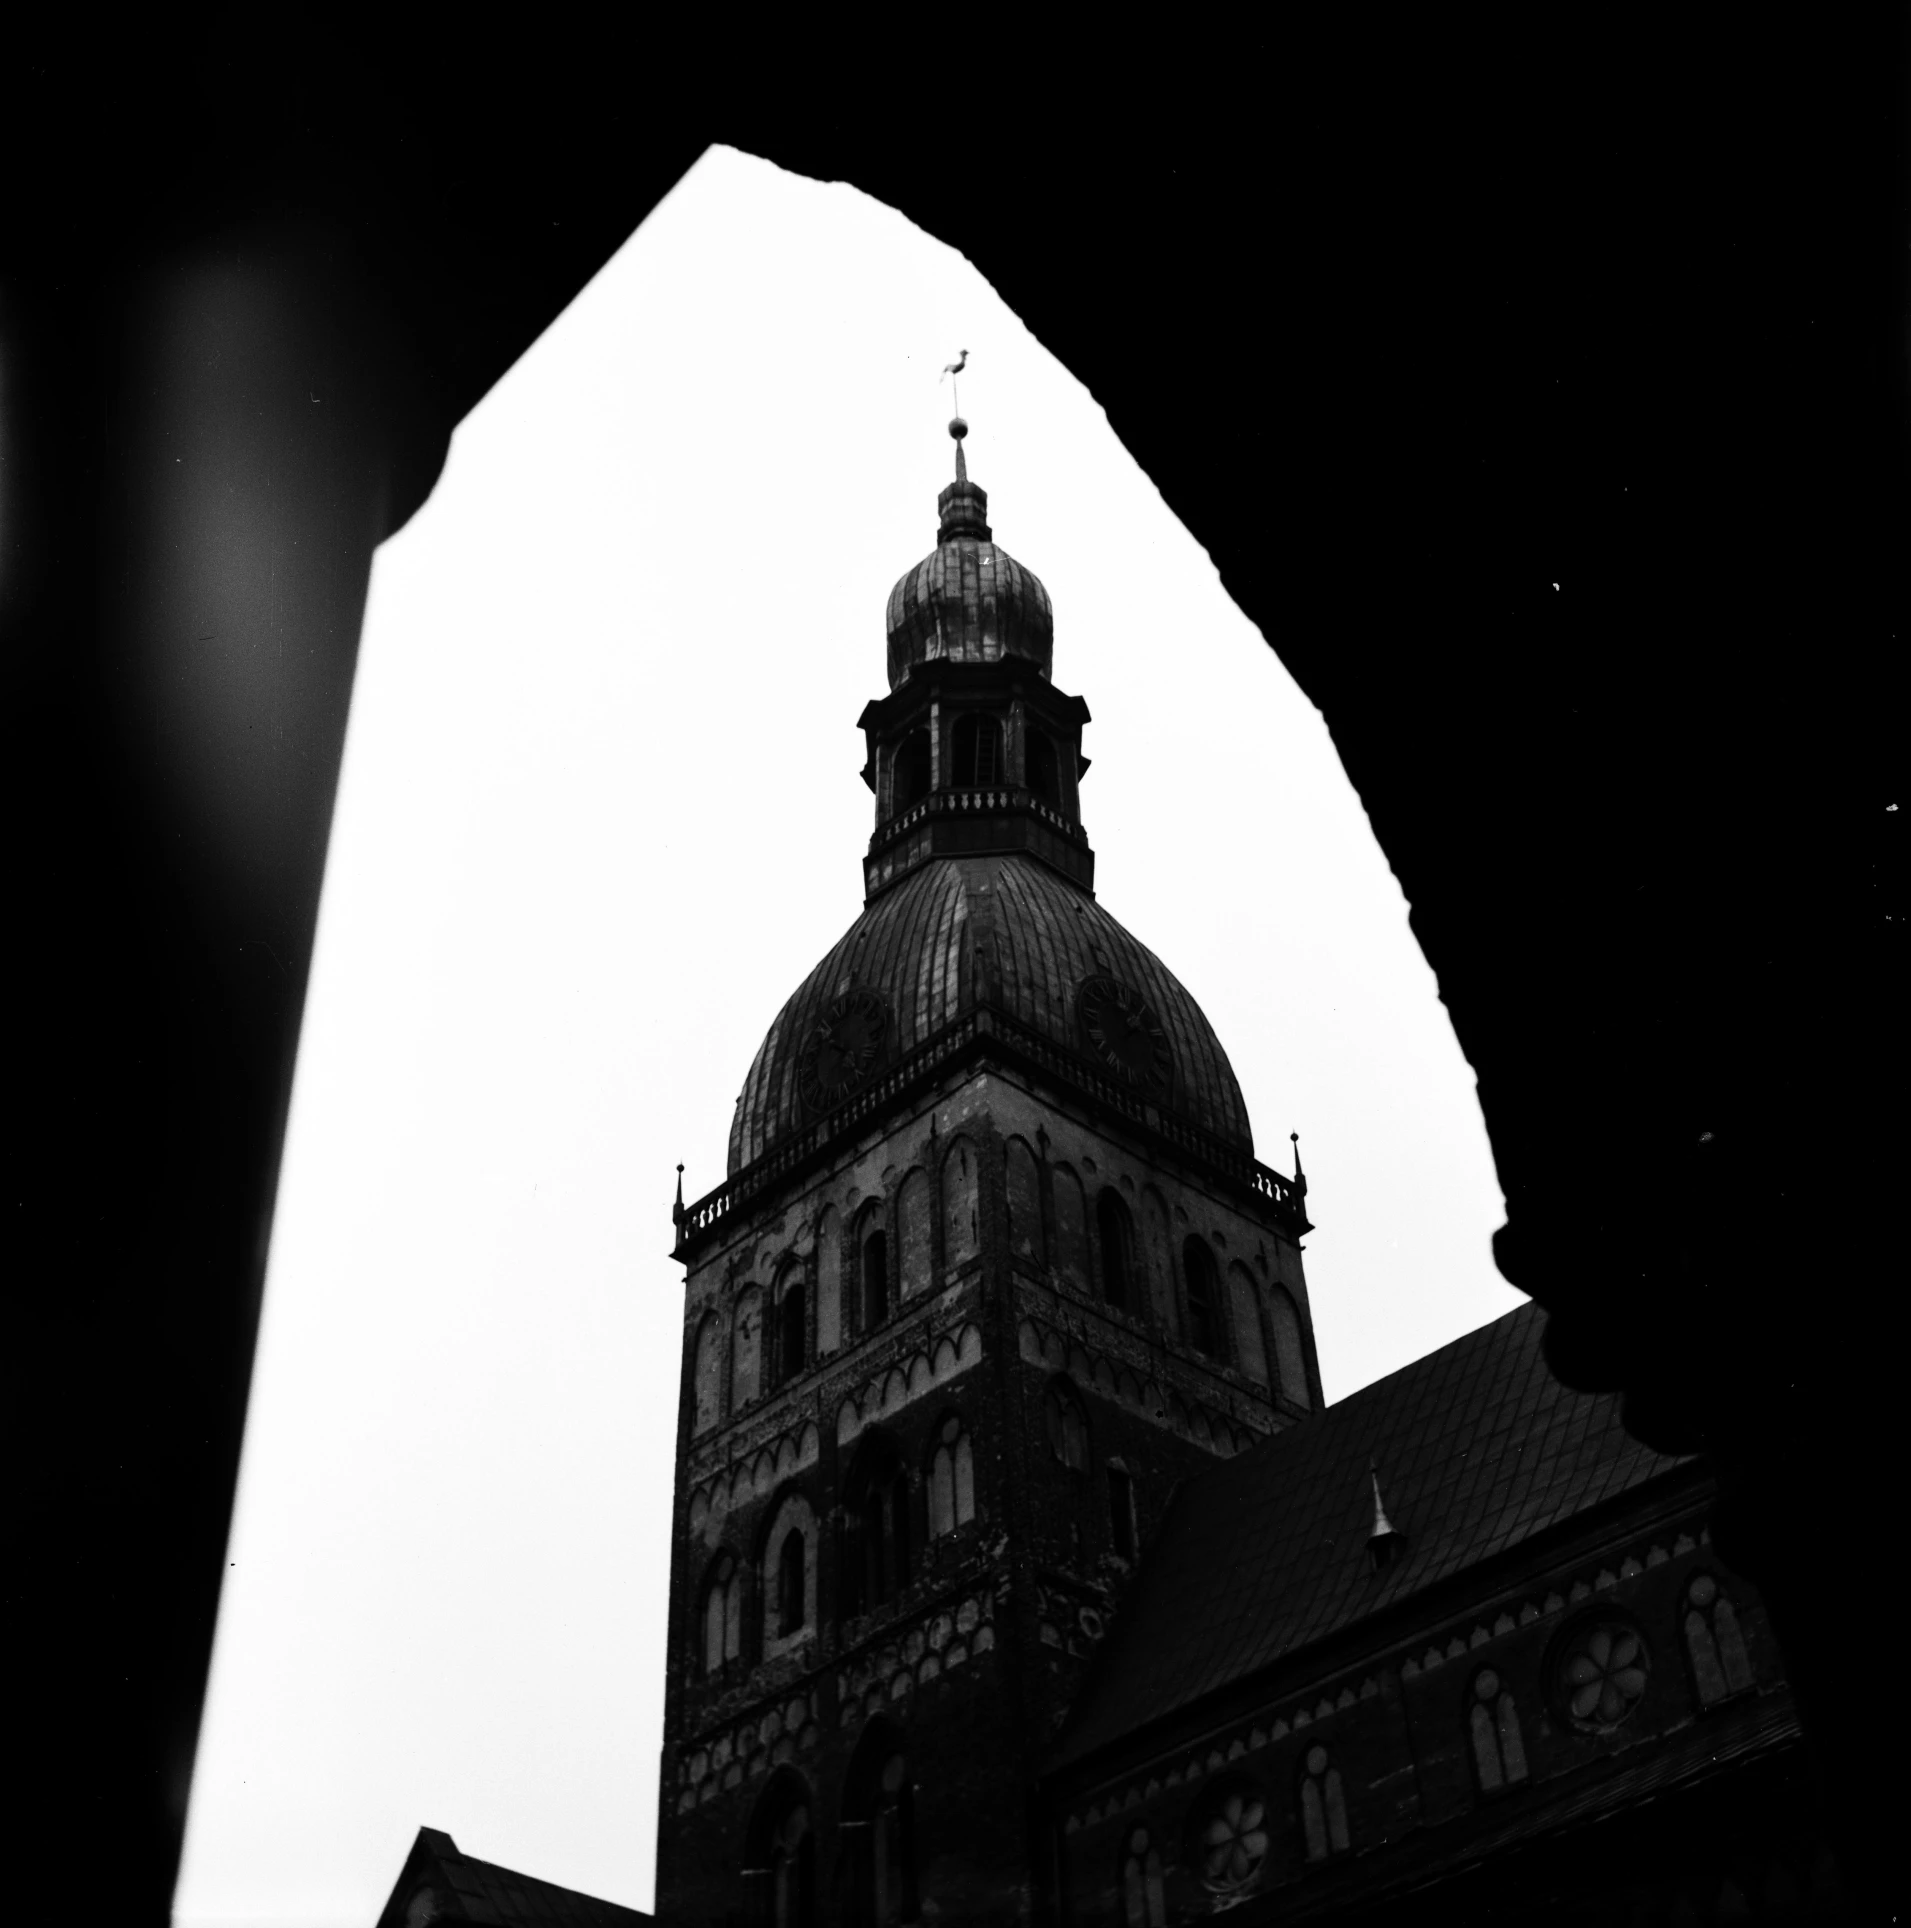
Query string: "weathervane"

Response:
xmin=941 ymin=347 xmax=969 ymax=417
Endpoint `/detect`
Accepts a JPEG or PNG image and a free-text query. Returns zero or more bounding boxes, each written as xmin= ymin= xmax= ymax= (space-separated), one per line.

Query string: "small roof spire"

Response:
xmin=1291 ymin=1130 xmax=1307 ymax=1192
xmin=1367 ymin=1460 xmax=1405 ymax=1571
xmin=672 ymin=1162 xmax=685 ymax=1225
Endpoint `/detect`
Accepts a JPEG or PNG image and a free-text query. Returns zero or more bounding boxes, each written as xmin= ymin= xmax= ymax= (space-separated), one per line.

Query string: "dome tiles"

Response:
xmin=727 ymin=854 xmax=1253 ymax=1175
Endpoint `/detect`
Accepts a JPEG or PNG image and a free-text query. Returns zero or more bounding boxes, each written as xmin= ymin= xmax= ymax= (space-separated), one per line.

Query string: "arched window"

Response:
xmin=1044 ymin=1378 xmax=1090 ymax=1473
xmin=941 ymin=1136 xmax=980 ymax=1269
xmin=700 ymin=1552 xmax=742 ymax=1676
xmin=1108 ymin=1462 xmax=1137 ymax=1562
xmin=1141 ymin=1188 xmax=1177 ymax=1335
xmin=775 ymin=1261 xmax=806 ymax=1387
xmin=843 ymin=1725 xmax=917 ymax=1927
xmin=762 ymin=1493 xmax=816 ymax=1650
xmin=1027 ymin=729 xmax=1064 ymax=811
xmin=927 ymin=1415 xmax=976 ymax=1539
xmin=1120 ymin=1826 xmax=1166 ymax=1927
xmin=1005 ymin=1137 xmax=1044 ymax=1266
xmin=1684 ymin=1573 xmax=1755 ymax=1705
xmin=690 ymin=1312 xmax=721 ymax=1436
xmin=815 ymin=1207 xmax=842 ymax=1357
xmin=1226 ymin=1262 xmax=1269 ymax=1387
xmin=733 ymin=1286 xmax=764 ymax=1407
xmin=897 ymin=1169 xmax=932 ymax=1299
xmin=1097 ymin=1189 xmax=1135 ymax=1310
xmin=745 ymin=1770 xmax=816 ymax=1928
xmin=1183 ymin=1237 xmax=1225 ymax=1360
xmin=1299 ymin=1745 xmax=1349 ymax=1861
xmin=950 ymin=713 xmax=1002 ymax=788
xmin=1468 ymin=1667 xmax=1529 ymax=1791
xmin=891 ymin=729 xmax=931 ymax=815
xmin=778 ymin=1530 xmax=806 ymax=1638
xmin=859 ymin=1212 xmax=889 ymax=1332
xmin=1267 ymin=1284 xmax=1310 ymax=1409
xmin=1052 ymin=1165 xmax=1089 ymax=1292
xmin=842 ymin=1433 xmax=911 ymax=1618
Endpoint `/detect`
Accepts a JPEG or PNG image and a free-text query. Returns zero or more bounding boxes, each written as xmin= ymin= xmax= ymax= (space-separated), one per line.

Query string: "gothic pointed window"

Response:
xmin=1267 ymin=1284 xmax=1310 ymax=1409
xmin=891 ymin=729 xmax=931 ymax=816
xmin=1468 ymin=1667 xmax=1529 ymax=1791
xmin=701 ymin=1552 xmax=742 ymax=1676
xmin=1097 ymin=1189 xmax=1135 ymax=1311
xmin=1684 ymin=1573 xmax=1755 ymax=1706
xmin=1005 ymin=1138 xmax=1045 ymax=1267
xmin=815 ymin=1207 xmax=842 ymax=1357
xmin=745 ymin=1771 xmax=816 ymax=1928
xmin=778 ymin=1529 xmax=806 ymax=1638
xmin=1120 ymin=1826 xmax=1166 ymax=1927
xmin=1052 ymin=1165 xmax=1089 ymax=1292
xmin=776 ymin=1261 xmax=806 ymax=1387
xmin=691 ymin=1312 xmax=721 ymax=1436
xmin=733 ymin=1286 xmax=764 ymax=1407
xmin=1226 ymin=1261 xmax=1269 ymax=1387
xmin=859 ymin=1214 xmax=889 ymax=1331
xmin=1044 ymin=1378 xmax=1090 ymax=1473
xmin=941 ymin=1136 xmax=980 ymax=1269
xmin=1183 ymin=1237 xmax=1225 ymax=1360
xmin=842 ymin=1433 xmax=911 ymax=1618
xmin=1108 ymin=1462 xmax=1137 ymax=1563
xmin=1299 ymin=1746 xmax=1349 ymax=1861
xmin=928 ymin=1415 xmax=976 ymax=1540
xmin=950 ymin=713 xmax=1002 ymax=788
xmin=897 ymin=1169 xmax=932 ymax=1299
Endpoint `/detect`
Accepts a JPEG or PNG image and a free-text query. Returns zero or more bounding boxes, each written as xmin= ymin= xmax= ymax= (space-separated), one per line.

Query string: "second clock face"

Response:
xmin=1077 ymin=973 xmax=1172 ymax=1095
xmin=796 ymin=989 xmax=888 ymax=1113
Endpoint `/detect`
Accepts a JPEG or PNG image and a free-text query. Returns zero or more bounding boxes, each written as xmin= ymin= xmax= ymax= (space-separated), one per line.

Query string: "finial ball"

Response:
xmin=949 ymin=416 xmax=968 ymax=441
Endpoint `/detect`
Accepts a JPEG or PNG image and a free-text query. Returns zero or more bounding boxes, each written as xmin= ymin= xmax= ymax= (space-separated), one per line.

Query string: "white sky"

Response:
xmin=173 ymin=147 xmax=1522 ymax=1927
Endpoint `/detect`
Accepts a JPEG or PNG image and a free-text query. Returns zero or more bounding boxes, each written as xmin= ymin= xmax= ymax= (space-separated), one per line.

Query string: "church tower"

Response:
xmin=656 ymin=420 xmax=1323 ymax=1927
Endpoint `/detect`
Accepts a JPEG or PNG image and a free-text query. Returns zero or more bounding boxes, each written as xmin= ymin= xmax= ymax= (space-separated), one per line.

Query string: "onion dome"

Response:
xmin=884 ymin=419 xmax=1054 ymax=691
xmin=728 ymin=854 xmax=1253 ymax=1174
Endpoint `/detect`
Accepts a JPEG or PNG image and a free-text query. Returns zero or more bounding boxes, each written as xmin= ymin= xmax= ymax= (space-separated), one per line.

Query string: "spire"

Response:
xmin=1291 ymin=1131 xmax=1308 ymax=1195
xmin=672 ymin=1162 xmax=685 ymax=1226
xmin=1367 ymin=1462 xmax=1405 ymax=1571
xmin=939 ymin=413 xmax=991 ymax=541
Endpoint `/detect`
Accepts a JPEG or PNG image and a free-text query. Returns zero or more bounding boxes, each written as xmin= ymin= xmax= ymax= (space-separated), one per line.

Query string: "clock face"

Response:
xmin=1077 ymin=974 xmax=1172 ymax=1095
xmin=796 ymin=989 xmax=888 ymax=1112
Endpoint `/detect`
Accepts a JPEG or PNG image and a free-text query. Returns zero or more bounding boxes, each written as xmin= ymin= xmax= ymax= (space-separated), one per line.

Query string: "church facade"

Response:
xmin=653 ymin=430 xmax=1837 ymax=1926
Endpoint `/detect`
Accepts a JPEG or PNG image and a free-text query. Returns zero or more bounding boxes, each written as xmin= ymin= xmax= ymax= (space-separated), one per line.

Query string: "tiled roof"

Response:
xmin=379 ymin=1828 xmax=652 ymax=1927
xmin=728 ymin=854 xmax=1254 ymax=1172
xmin=1049 ymin=1302 xmax=1689 ymax=1773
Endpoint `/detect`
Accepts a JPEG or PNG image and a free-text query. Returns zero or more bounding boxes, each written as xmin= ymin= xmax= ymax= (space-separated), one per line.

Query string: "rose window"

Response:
xmin=1560 ymin=1621 xmax=1650 ymax=1729
xmin=1198 ymin=1787 xmax=1269 ymax=1891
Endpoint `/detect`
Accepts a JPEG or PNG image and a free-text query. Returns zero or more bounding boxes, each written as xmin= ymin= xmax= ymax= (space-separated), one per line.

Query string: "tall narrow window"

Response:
xmin=1684 ymin=1573 xmax=1755 ymax=1705
xmin=928 ymin=1415 xmax=976 ymax=1539
xmin=1097 ymin=1189 xmax=1134 ymax=1311
xmin=1299 ymin=1746 xmax=1349 ymax=1861
xmin=1468 ymin=1668 xmax=1528 ymax=1791
xmin=1184 ymin=1237 xmax=1225 ymax=1360
xmin=870 ymin=1753 xmax=916 ymax=1925
xmin=733 ymin=1287 xmax=764 ymax=1407
xmin=1045 ymin=1379 xmax=1090 ymax=1473
xmin=776 ymin=1267 xmax=806 ymax=1386
xmin=897 ymin=1169 xmax=932 ymax=1299
xmin=1267 ymin=1285 xmax=1310 ymax=1409
xmin=1141 ymin=1188 xmax=1177 ymax=1335
xmin=843 ymin=1434 xmax=911 ymax=1617
xmin=1052 ymin=1165 xmax=1089 ymax=1292
xmin=702 ymin=1553 xmax=741 ymax=1675
xmin=1005 ymin=1138 xmax=1045 ymax=1266
xmin=1120 ymin=1827 xmax=1166 ymax=1927
xmin=862 ymin=1224 xmax=889 ymax=1330
xmin=815 ymin=1207 xmax=841 ymax=1357
xmin=844 ymin=1725 xmax=916 ymax=1928
xmin=950 ymin=713 xmax=1002 ymax=788
xmin=1027 ymin=729 xmax=1064 ymax=811
xmin=691 ymin=1312 xmax=721 ymax=1436
xmin=1226 ymin=1263 xmax=1269 ymax=1387
xmin=891 ymin=730 xmax=931 ymax=814
xmin=768 ymin=1800 xmax=814 ymax=1928
xmin=941 ymin=1136 xmax=980 ymax=1269
xmin=1108 ymin=1463 xmax=1136 ymax=1562
xmin=778 ymin=1530 xmax=806 ymax=1637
